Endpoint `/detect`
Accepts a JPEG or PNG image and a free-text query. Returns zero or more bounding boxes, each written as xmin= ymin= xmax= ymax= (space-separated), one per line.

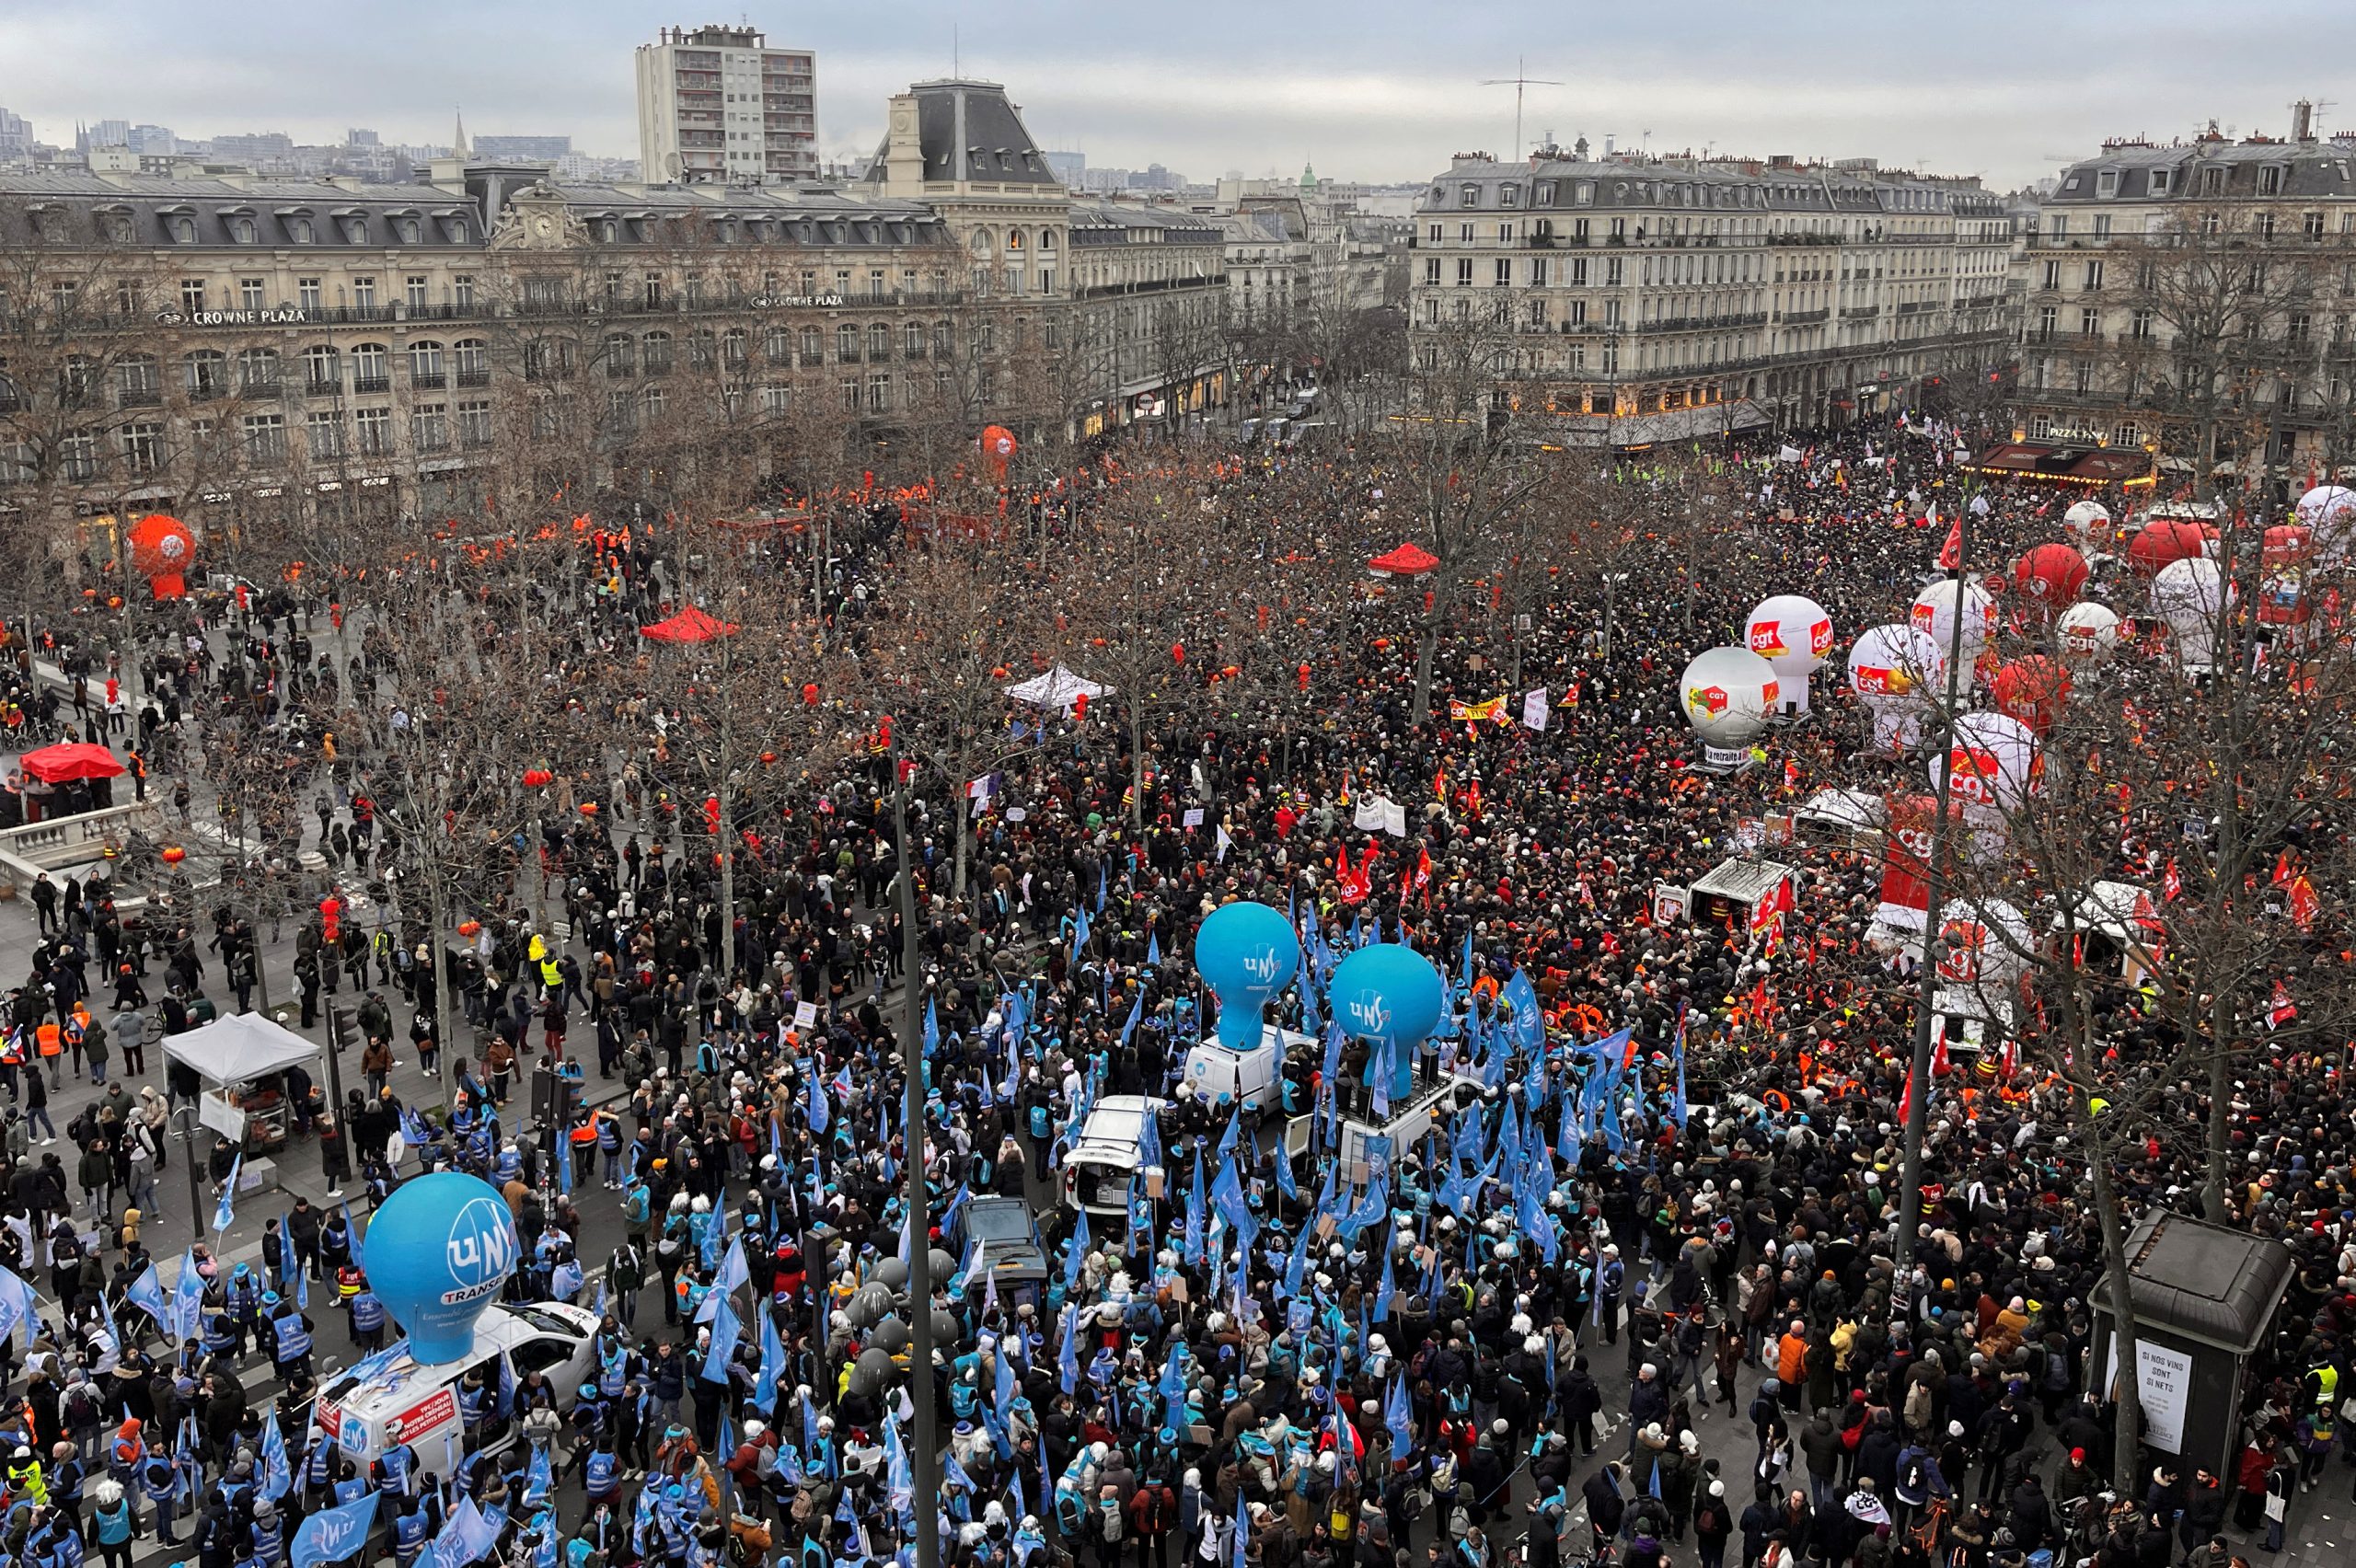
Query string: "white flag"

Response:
xmin=1521 ymin=688 xmax=1551 ymax=732
xmin=1215 ymin=824 xmax=1233 ymax=862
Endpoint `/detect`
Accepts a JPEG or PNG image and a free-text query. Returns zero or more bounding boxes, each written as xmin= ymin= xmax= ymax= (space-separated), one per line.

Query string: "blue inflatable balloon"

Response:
xmin=1328 ymin=944 xmax=1445 ymax=1055
xmin=360 ymin=1170 xmax=521 ymax=1365
xmin=1193 ymin=900 xmax=1300 ymax=1049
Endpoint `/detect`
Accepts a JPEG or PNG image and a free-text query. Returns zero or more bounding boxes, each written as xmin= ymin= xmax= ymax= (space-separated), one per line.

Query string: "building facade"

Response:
xmin=1067 ymin=201 xmax=1230 ymax=433
xmin=1215 ymin=173 xmax=1397 ymax=330
xmin=2015 ymin=106 xmax=2356 ymax=478
xmin=1407 ymin=147 xmax=2014 ymax=442
xmin=634 ymin=24 xmax=816 ymax=185
xmin=0 ymin=161 xmax=1045 ymax=559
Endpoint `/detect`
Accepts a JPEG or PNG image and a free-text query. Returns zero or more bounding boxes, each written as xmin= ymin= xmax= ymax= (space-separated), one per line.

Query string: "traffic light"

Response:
xmin=329 ymin=1006 xmax=357 ymax=1053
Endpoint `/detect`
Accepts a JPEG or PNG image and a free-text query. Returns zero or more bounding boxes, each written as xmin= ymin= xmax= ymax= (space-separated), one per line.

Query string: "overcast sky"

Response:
xmin=6 ymin=0 xmax=2350 ymax=190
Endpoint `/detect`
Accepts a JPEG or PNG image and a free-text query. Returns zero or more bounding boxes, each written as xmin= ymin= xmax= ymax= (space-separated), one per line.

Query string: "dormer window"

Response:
xmin=2096 ymin=169 xmax=2119 ymax=198
xmin=289 ymin=218 xmax=314 ymax=244
xmin=1499 ymin=184 xmax=1519 ymax=208
xmin=397 ymin=218 xmax=422 ymax=245
xmin=342 ymin=216 xmax=367 ymax=244
xmin=2150 ymin=168 xmax=2171 ymax=197
xmin=1460 ymin=184 xmax=1480 ymax=208
xmin=231 ymin=217 xmax=258 ymax=245
xmin=602 ymin=220 xmax=619 ymax=244
xmin=2259 ymin=165 xmax=2284 ymax=196
xmin=170 ymin=216 xmax=195 ymax=245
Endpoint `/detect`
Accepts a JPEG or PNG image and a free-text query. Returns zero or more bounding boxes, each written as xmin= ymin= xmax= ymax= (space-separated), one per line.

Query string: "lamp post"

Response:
xmin=886 ymin=728 xmax=938 ymax=1568
xmin=1894 ymin=496 xmax=1977 ymax=1305
xmin=167 ymin=1101 xmax=208 ymax=1228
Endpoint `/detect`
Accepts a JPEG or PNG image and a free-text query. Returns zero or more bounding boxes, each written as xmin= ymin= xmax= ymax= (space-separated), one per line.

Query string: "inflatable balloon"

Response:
xmin=849 ymin=1345 xmax=896 ymax=1400
xmin=1935 ymin=898 xmax=2033 ymax=986
xmin=2055 ymin=602 xmax=2123 ymax=659
xmin=1934 ymin=710 xmax=2041 ymax=813
xmin=1194 ymin=900 xmax=1300 ymax=1049
xmin=2295 ymin=484 xmax=2356 ymax=530
xmin=359 ymin=1171 xmax=520 ymax=1365
xmin=1677 ymin=647 xmax=1779 ymax=747
xmin=2012 ymin=544 xmax=2088 ymax=610
xmin=126 ymin=513 xmax=196 ymax=600
xmin=1910 ymin=579 xmax=1995 ymax=671
xmin=2152 ymin=556 xmax=2232 ymax=668
xmin=2263 ymin=525 xmax=2313 ymax=566
xmin=1989 ymin=655 xmax=2071 ymax=734
xmin=2127 ymin=520 xmax=2212 ymax=577
xmin=1329 ymin=943 xmax=1443 ymax=1107
xmin=1744 ymin=594 xmax=1834 ymax=715
xmin=2062 ymin=500 xmax=2110 ymax=542
xmin=1847 ymin=624 xmax=1942 ymax=751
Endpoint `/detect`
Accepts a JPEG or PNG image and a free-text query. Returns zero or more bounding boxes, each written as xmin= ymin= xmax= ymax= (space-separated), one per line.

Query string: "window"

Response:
xmin=798 ymin=326 xmax=822 ymax=364
xmin=2150 ymin=169 xmax=2170 ymax=197
xmin=722 ymin=329 xmax=747 ymax=369
xmin=2049 ymin=215 xmax=2067 ymax=239
xmin=237 ymin=278 xmax=265 ymax=310
xmin=642 ymin=332 xmax=673 ymax=375
xmin=411 ymin=403 xmax=449 ymax=453
xmin=301 ymin=344 xmax=341 ymax=393
xmin=868 ymin=323 xmax=890 ymax=358
xmin=2131 ymin=307 xmax=2154 ymax=340
xmin=2041 ymin=260 xmax=2062 ymax=290
xmin=118 ymin=422 xmax=162 ymax=476
xmin=293 ymin=277 xmax=320 ymax=312
xmin=1426 ymin=223 xmax=1443 ymax=243
xmin=58 ymin=435 xmax=98 ymax=482
xmin=1530 ymin=258 xmax=1549 ymax=287
xmin=1499 ymin=184 xmax=1519 ymax=208
xmin=2096 ymin=169 xmax=2118 ymax=198
xmin=454 ymin=339 xmax=488 ymax=386
xmin=869 ymin=269 xmax=887 ymax=299
xmin=406 ymin=276 xmax=429 ymax=311
xmin=353 ymin=407 xmax=391 ymax=456
xmin=2093 ymin=215 xmax=2111 ymax=239
xmin=1455 ymin=259 xmax=1473 ymax=286
xmin=2259 ymin=213 xmax=2278 ymax=241
xmin=1569 ymin=257 xmax=1588 ymax=286
xmin=1494 ymin=259 xmax=1512 ymax=286
xmin=183 ymin=350 xmax=225 ymax=398
xmin=351 ymin=343 xmax=389 ymax=394
xmin=2200 ymin=166 xmax=2224 ymax=197
xmin=2114 ymin=421 xmax=2139 ymax=447
xmin=454 ymin=275 xmax=475 ymax=310
xmin=604 ymin=334 xmax=636 ymax=376
xmin=837 ymin=323 xmax=859 ymax=361
xmin=456 ymin=401 xmax=491 ymax=447
xmin=2084 ymin=260 xmax=2104 ymax=291
xmin=642 ymin=271 xmax=663 ymax=308
xmin=179 ymin=279 xmax=206 ymax=313
xmin=867 ymin=373 xmax=889 ymax=411
xmin=761 ymin=384 xmax=791 ymax=415
xmin=237 ymin=348 xmax=281 ymax=391
xmin=1605 ymin=258 xmax=1623 ymax=286
xmin=2080 ymin=307 xmax=2101 ymax=336
xmin=2258 ymin=166 xmax=2283 ymax=196
xmin=116 ymin=356 xmax=161 ymax=407
xmin=2289 ymin=311 xmax=2312 ymax=345
xmin=839 ymin=378 xmax=859 ymax=411
xmin=1460 ymin=184 xmax=1480 ymax=208
xmin=2306 ymin=212 xmax=2327 ymax=240
xmin=409 ymin=341 xmax=445 ymax=385
xmin=2037 ymin=305 xmax=2057 ymax=339
xmin=306 ymin=409 xmax=344 ymax=458
xmin=352 ymin=276 xmax=377 ymax=312
xmin=242 ymin=411 xmax=286 ymax=461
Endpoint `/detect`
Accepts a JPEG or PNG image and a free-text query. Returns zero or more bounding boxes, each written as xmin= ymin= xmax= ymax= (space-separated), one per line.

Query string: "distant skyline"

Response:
xmin=5 ymin=0 xmax=2351 ymax=189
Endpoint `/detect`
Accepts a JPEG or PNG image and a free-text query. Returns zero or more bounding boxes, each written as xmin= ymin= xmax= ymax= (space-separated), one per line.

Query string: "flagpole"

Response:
xmin=1895 ymin=496 xmax=1976 ymax=1308
xmin=888 ymin=729 xmax=940 ymax=1568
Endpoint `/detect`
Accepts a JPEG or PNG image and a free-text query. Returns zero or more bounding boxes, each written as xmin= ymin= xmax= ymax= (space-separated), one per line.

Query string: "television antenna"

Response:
xmin=1477 ymin=58 xmax=1563 ymax=163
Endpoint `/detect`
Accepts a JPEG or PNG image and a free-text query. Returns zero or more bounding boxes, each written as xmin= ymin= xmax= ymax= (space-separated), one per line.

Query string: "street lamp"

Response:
xmin=167 ymin=1101 xmax=209 ymax=1227
xmin=885 ymin=729 xmax=939 ymax=1568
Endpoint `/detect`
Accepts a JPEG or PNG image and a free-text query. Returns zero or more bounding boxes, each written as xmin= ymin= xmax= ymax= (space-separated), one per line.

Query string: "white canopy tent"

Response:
xmin=164 ymin=1011 xmax=320 ymax=1083
xmin=1004 ymin=664 xmax=1112 ymax=713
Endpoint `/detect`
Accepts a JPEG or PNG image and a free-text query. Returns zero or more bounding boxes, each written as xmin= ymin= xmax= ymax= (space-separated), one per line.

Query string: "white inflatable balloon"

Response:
xmin=1846 ymin=624 xmax=1941 ymax=751
xmin=2152 ymin=556 xmax=2232 ymax=669
xmin=1678 ymin=647 xmax=1779 ymax=748
xmin=1935 ymin=897 xmax=2034 ymax=986
xmin=2062 ymin=500 xmax=2111 ymax=542
xmin=2055 ymin=601 xmax=2123 ymax=659
xmin=1933 ymin=710 xmax=2041 ymax=813
xmin=1745 ymin=594 xmax=1834 ymax=715
xmin=2297 ymin=485 xmax=2356 ymax=565
xmin=1911 ymin=578 xmax=1995 ymax=672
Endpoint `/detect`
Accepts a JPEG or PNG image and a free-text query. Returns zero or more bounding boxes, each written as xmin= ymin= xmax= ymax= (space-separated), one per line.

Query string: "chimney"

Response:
xmin=2292 ymin=98 xmax=2316 ymax=142
xmin=880 ymin=92 xmax=924 ymax=194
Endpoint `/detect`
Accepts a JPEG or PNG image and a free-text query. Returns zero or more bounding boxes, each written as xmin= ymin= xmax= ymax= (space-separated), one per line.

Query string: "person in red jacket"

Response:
xmin=1127 ymin=1478 xmax=1176 ymax=1568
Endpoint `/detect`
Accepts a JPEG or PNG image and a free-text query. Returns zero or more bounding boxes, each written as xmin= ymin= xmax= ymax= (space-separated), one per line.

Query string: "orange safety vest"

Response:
xmin=34 ymin=1023 xmax=60 ymax=1058
xmin=570 ymin=1113 xmax=601 ymax=1147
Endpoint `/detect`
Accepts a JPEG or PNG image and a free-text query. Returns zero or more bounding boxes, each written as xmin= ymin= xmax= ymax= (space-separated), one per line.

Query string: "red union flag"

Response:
xmin=1878 ymin=794 xmax=1941 ymax=921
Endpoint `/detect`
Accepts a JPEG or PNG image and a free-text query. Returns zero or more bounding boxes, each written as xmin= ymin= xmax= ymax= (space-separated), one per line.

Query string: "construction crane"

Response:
xmin=1478 ymin=58 xmax=1563 ymax=164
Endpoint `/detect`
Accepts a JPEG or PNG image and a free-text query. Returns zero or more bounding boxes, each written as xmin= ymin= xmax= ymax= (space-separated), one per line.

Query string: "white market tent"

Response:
xmin=163 ymin=1011 xmax=321 ymax=1084
xmin=1004 ymin=664 xmax=1112 ymax=713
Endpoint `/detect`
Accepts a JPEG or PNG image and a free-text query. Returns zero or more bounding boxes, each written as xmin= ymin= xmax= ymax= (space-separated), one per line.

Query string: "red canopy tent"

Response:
xmin=638 ymin=605 xmax=740 ymax=643
xmin=17 ymin=743 xmax=125 ymax=783
xmin=1368 ymin=542 xmax=1439 ymax=577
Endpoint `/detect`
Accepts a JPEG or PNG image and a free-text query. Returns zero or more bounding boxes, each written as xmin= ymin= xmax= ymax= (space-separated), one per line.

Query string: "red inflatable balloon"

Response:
xmin=2012 ymin=543 xmax=2089 ymax=606
xmin=1990 ymin=656 xmax=2072 ymax=734
xmin=2128 ymin=520 xmax=2212 ymax=577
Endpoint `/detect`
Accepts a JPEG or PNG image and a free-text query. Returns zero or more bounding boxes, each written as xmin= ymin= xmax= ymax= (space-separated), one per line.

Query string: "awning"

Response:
xmin=164 ymin=1012 xmax=321 ymax=1083
xmin=17 ymin=743 xmax=125 ymax=783
xmin=1004 ymin=664 xmax=1110 ymax=711
xmin=639 ymin=605 xmax=739 ymax=643
xmin=1368 ymin=542 xmax=1438 ymax=577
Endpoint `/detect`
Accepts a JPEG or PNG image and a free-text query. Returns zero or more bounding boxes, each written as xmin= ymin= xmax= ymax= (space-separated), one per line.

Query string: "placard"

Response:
xmin=792 ymin=1001 xmax=819 ymax=1031
xmin=1652 ymin=884 xmax=1689 ymax=927
xmin=2105 ymin=1337 xmax=2192 ymax=1453
xmin=1182 ymin=808 xmax=1205 ymax=829
xmin=198 ymin=1091 xmax=248 ymax=1144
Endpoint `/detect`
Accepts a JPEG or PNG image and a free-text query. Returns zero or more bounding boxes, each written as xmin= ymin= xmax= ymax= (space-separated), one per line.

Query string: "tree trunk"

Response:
xmin=2085 ymin=1119 xmax=2147 ymax=1495
xmin=1411 ymin=617 xmax=1440 ymax=727
xmin=426 ymin=868 xmax=457 ymax=1113
xmin=1128 ymin=709 xmax=1148 ymax=830
xmin=717 ymin=763 xmax=736 ymax=983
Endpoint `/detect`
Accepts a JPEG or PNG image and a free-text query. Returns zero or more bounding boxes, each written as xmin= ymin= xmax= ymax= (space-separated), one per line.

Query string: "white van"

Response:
xmin=1060 ymin=1096 xmax=1162 ymax=1225
xmin=1179 ymin=1024 xmax=1308 ymax=1113
xmin=318 ymin=1301 xmax=601 ymax=1471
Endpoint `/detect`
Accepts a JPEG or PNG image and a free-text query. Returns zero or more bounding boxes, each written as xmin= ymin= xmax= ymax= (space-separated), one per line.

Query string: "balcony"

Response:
xmin=410 ymin=370 xmax=447 ymax=390
xmin=305 ymin=376 xmax=341 ymax=398
xmin=1778 ymin=308 xmax=1829 ymax=325
xmin=455 ymin=367 xmax=491 ymax=388
xmin=352 ymin=375 xmax=391 ymax=395
xmin=117 ymin=387 xmax=163 ymax=409
xmin=836 ymin=347 xmax=861 ymax=363
xmin=1841 ymin=306 xmax=1880 ymax=321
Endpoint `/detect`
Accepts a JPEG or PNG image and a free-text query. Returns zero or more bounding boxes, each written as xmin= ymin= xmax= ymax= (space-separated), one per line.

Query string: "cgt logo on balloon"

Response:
xmin=1748 ymin=623 xmax=1788 ymax=658
xmin=443 ymin=1197 xmax=517 ymax=1304
xmin=1686 ymin=684 xmax=1729 ymax=718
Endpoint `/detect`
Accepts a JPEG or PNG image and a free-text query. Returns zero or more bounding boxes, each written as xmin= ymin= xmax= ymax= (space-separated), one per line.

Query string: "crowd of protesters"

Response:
xmin=0 ymin=408 xmax=2350 ymax=1568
